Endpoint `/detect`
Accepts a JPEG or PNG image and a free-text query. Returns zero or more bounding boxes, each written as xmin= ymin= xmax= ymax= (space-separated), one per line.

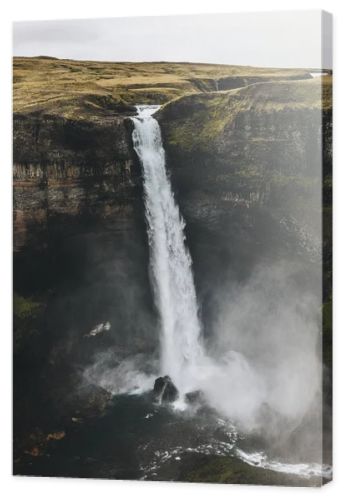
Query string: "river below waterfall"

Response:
xmin=15 ymin=391 xmax=330 ymax=485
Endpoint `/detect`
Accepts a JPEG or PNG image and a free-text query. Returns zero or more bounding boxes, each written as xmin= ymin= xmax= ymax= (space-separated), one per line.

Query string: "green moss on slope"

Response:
xmin=158 ymin=77 xmax=332 ymax=154
xmin=13 ymin=293 xmax=46 ymax=352
xmin=178 ymin=455 xmax=320 ymax=486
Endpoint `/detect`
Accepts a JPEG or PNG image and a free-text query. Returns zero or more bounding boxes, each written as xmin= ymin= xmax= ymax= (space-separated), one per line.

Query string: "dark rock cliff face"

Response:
xmin=13 ymin=112 xmax=158 ymax=444
xmin=13 ymin=111 xmax=159 ymax=350
xmin=13 ymin=113 xmax=138 ymax=253
xmin=157 ymin=78 xmax=332 ymax=466
xmin=158 ymin=78 xmax=332 ymax=339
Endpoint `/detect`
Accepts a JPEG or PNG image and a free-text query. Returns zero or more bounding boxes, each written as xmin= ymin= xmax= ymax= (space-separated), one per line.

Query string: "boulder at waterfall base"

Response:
xmin=153 ymin=376 xmax=179 ymax=403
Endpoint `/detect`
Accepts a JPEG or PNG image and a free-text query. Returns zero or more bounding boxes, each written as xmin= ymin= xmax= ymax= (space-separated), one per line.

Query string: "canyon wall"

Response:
xmin=158 ymin=78 xmax=331 ymax=314
xmin=12 ymin=62 xmax=332 ymax=458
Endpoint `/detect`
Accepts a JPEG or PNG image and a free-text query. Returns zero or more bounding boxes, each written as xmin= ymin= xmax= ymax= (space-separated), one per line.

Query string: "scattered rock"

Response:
xmin=75 ymin=385 xmax=112 ymax=418
xmin=25 ymin=446 xmax=42 ymax=457
xmin=71 ymin=416 xmax=83 ymax=424
xmin=153 ymin=375 xmax=179 ymax=403
xmin=46 ymin=431 xmax=66 ymax=441
xmin=85 ymin=321 xmax=111 ymax=338
xmin=184 ymin=390 xmax=204 ymax=405
xmin=23 ymin=429 xmax=66 ymax=458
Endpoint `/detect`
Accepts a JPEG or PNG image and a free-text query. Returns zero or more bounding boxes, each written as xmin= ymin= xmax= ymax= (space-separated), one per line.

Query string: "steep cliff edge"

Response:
xmin=158 ymin=76 xmax=332 ymax=350
xmin=13 ymin=113 xmax=138 ymax=253
xmin=158 ymin=76 xmax=331 ymax=249
xmin=13 ymin=57 xmax=312 ymax=254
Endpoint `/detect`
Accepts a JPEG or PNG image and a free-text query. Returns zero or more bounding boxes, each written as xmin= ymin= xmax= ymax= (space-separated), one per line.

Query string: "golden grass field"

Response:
xmin=13 ymin=56 xmax=314 ymax=120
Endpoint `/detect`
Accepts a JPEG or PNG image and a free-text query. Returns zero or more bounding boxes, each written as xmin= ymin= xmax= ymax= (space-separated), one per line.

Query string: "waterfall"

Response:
xmin=128 ymin=106 xmax=327 ymax=482
xmin=131 ymin=105 xmax=204 ymax=393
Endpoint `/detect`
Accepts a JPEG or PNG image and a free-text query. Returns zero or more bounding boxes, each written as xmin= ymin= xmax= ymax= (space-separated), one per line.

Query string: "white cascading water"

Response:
xmin=131 ymin=105 xmax=205 ymax=394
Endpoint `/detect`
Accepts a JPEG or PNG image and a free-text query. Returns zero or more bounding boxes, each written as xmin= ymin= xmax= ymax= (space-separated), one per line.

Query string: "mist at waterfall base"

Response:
xmin=83 ymin=106 xmax=326 ymax=480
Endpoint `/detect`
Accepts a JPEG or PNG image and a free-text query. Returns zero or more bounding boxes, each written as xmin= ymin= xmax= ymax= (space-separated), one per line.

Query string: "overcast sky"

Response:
xmin=13 ymin=11 xmax=332 ymax=69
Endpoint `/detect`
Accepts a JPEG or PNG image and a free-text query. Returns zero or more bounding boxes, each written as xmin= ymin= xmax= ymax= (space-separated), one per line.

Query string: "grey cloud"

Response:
xmin=13 ymin=12 xmax=332 ymax=69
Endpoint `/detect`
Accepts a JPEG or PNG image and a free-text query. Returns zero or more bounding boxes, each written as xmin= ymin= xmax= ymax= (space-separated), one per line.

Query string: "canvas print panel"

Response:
xmin=13 ymin=11 xmax=332 ymax=485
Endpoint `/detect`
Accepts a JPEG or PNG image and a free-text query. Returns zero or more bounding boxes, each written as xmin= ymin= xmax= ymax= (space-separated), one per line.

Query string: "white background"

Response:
xmin=1 ymin=0 xmax=346 ymax=498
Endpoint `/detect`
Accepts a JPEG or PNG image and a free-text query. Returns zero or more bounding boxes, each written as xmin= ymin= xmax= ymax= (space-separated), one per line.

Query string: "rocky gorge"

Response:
xmin=13 ymin=57 xmax=332 ymax=482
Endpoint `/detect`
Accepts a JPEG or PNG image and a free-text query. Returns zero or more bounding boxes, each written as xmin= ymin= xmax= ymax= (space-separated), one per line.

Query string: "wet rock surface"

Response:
xmin=184 ymin=390 xmax=204 ymax=405
xmin=153 ymin=376 xmax=179 ymax=403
